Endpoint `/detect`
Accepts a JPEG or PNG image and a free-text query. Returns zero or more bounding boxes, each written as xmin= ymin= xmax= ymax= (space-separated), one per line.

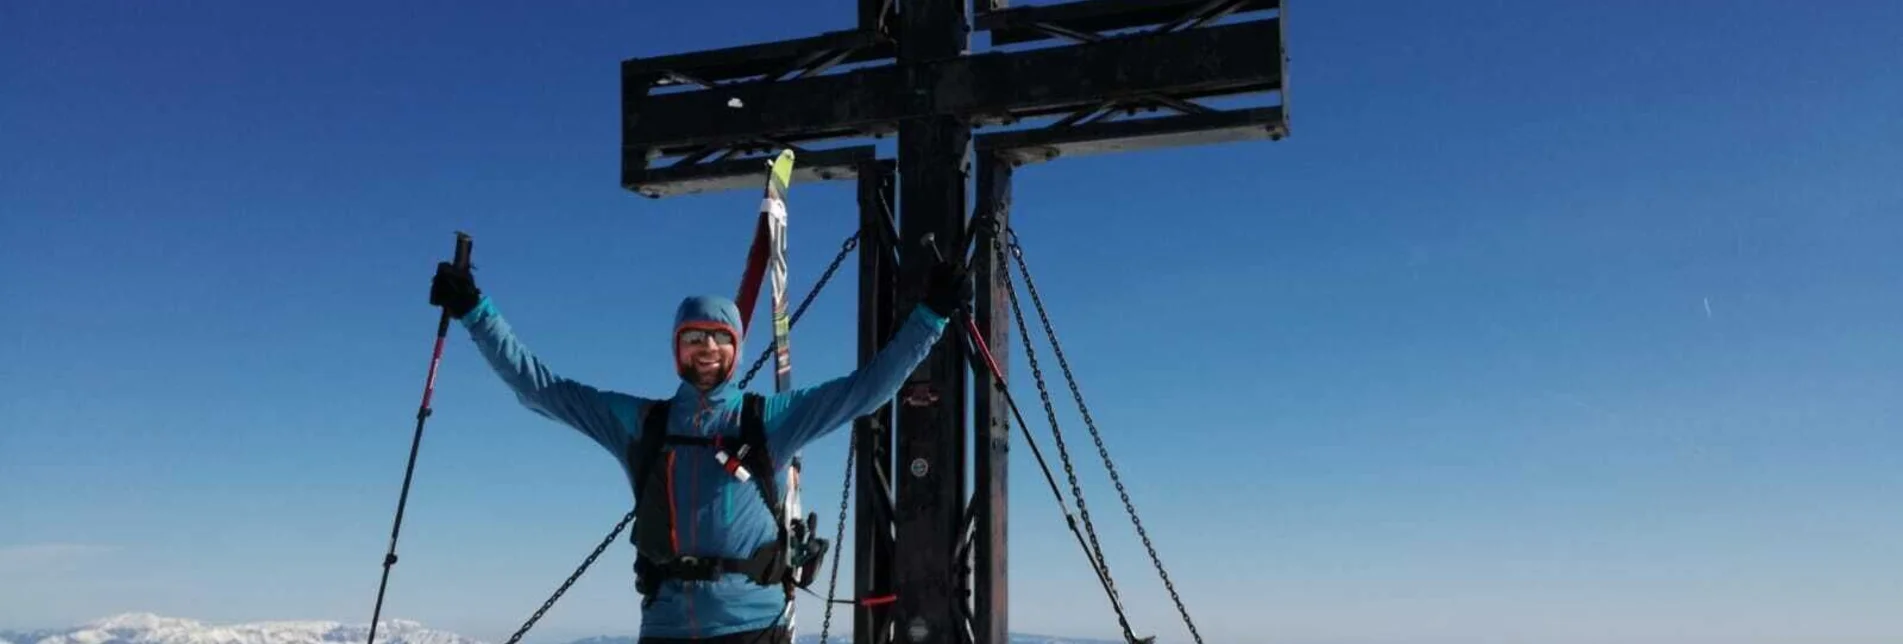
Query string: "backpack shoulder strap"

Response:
xmin=739 ymin=393 xmax=785 ymax=530
xmin=629 ymin=399 xmax=672 ymax=503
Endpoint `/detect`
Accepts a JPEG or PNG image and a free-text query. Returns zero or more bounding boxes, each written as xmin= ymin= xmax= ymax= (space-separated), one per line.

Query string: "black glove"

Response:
xmin=922 ymin=258 xmax=970 ymax=318
xmin=429 ymin=261 xmax=481 ymax=318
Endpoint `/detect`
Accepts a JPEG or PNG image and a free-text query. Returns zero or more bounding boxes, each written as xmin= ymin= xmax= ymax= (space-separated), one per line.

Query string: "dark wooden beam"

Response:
xmin=624 ymin=146 xmax=877 ymax=198
xmin=892 ymin=0 xmax=972 ymax=641
xmin=861 ymin=0 xmax=895 ymax=34
xmin=622 ymin=17 xmax=1282 ymax=154
xmin=855 ymin=160 xmax=899 ymax=644
xmin=622 ymin=29 xmax=894 ymax=87
xmin=977 ymin=106 xmax=1287 ymax=165
xmin=978 ymin=0 xmax=1279 ymax=45
xmin=970 ymin=152 xmax=1012 ymax=644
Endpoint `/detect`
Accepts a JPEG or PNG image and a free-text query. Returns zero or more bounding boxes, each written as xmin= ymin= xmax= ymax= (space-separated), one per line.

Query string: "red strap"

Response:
xmin=664 ymin=452 xmax=680 ymax=552
xmin=965 ymin=316 xmax=1008 ymax=385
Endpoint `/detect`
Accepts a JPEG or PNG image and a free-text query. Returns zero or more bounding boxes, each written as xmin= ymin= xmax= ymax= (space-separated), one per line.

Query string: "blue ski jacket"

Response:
xmin=458 ymin=293 xmax=947 ymax=639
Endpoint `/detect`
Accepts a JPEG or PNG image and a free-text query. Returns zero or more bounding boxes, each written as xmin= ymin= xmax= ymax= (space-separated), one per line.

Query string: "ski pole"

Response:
xmin=367 ymin=231 xmax=473 ymax=644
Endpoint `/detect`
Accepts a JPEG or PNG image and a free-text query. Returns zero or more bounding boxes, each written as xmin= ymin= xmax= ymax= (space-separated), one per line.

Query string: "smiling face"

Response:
xmin=670 ymin=295 xmax=745 ymax=393
xmin=675 ymin=325 xmax=737 ymax=390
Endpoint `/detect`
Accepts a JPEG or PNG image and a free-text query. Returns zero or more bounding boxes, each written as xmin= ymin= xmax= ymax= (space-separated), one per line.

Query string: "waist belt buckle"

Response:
xmin=675 ymin=556 xmax=717 ymax=581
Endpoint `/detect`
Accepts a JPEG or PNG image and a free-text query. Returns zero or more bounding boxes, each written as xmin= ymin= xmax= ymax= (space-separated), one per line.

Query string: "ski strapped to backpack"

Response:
xmin=625 ymin=392 xmax=829 ymax=604
xmin=730 ymin=149 xmax=819 ymax=601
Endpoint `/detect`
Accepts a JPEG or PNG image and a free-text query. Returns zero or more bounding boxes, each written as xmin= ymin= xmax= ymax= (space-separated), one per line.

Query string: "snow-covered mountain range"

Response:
xmin=0 ymin=615 xmax=1119 ymax=644
xmin=0 ymin=614 xmax=479 ymax=644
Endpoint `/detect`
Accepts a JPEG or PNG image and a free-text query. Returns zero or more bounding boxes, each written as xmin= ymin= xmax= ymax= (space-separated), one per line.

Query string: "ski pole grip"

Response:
xmin=452 ymin=231 xmax=474 ymax=269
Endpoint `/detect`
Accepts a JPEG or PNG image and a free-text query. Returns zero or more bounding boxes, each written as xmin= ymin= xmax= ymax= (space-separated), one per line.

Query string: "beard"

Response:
xmin=679 ymin=358 xmax=726 ymax=387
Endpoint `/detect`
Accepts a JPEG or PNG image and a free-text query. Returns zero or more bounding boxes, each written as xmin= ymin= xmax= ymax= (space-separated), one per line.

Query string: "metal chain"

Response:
xmin=1004 ymin=229 xmax=1203 ymax=644
xmin=499 ymin=230 xmax=860 ymax=644
xmin=816 ymin=432 xmax=855 ymax=643
xmin=739 ymin=233 xmax=860 ymax=386
xmin=820 ymin=183 xmax=904 ymax=644
xmin=993 ymin=236 xmax=1141 ymax=644
xmin=500 ymin=505 xmax=633 ymax=644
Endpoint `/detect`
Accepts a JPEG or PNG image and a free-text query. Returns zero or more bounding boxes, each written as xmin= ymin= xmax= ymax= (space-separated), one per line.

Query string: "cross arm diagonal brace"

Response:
xmin=978 ymin=0 xmax=1281 ymax=46
xmin=978 ymin=106 xmax=1286 ymax=165
xmin=624 ymin=145 xmax=877 ymax=198
xmin=623 ymin=29 xmax=895 ymax=88
xmin=621 ymin=17 xmax=1282 ymax=155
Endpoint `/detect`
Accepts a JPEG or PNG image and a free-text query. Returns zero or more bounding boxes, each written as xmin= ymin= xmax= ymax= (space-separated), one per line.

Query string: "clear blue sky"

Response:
xmin=3 ymin=1 xmax=1900 ymax=643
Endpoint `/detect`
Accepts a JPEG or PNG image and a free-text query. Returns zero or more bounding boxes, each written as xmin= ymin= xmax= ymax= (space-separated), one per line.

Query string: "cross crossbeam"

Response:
xmin=979 ymin=0 xmax=1279 ymax=45
xmin=621 ymin=0 xmax=1284 ymax=198
xmin=624 ymin=17 xmax=1280 ymax=153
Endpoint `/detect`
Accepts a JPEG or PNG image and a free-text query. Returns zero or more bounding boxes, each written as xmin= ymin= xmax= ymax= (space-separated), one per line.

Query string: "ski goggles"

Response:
xmin=678 ymin=328 xmax=736 ymax=347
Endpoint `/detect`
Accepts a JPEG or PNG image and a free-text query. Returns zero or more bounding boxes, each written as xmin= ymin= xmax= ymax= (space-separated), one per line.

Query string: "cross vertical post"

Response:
xmin=970 ymin=152 xmax=1014 ymax=644
xmin=856 ymin=159 xmax=900 ymax=644
xmin=892 ymin=0 xmax=974 ymax=642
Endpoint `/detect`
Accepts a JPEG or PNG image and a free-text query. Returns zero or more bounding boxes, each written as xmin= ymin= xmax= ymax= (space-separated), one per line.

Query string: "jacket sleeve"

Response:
xmin=761 ymin=304 xmax=949 ymax=463
xmin=459 ymin=296 xmax=644 ymax=460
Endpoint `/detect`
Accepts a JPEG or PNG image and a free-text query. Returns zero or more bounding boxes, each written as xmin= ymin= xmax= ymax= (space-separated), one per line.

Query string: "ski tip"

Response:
xmin=768 ymin=149 xmax=796 ymax=191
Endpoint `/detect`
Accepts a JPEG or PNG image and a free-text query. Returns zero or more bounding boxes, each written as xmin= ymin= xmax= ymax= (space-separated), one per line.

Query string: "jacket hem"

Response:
xmin=638 ymin=614 xmax=787 ymax=640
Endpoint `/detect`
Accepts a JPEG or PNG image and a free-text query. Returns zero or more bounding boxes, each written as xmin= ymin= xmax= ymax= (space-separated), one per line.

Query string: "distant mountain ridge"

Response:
xmin=0 ymin=614 xmax=480 ymax=644
xmin=1 ymin=615 xmax=1119 ymax=644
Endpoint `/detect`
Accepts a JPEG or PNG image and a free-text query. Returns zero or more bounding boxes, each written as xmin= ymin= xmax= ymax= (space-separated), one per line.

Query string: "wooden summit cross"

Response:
xmin=618 ymin=1 xmax=1287 ymax=643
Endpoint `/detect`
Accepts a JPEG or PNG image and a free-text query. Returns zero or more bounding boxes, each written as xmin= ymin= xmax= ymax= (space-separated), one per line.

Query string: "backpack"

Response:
xmin=625 ymin=393 xmax=827 ymax=603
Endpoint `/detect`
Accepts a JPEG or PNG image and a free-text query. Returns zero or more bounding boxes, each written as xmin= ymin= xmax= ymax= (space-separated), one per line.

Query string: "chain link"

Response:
xmin=499 ymin=230 xmax=859 ymax=644
xmin=1004 ymin=230 xmax=1203 ymax=644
